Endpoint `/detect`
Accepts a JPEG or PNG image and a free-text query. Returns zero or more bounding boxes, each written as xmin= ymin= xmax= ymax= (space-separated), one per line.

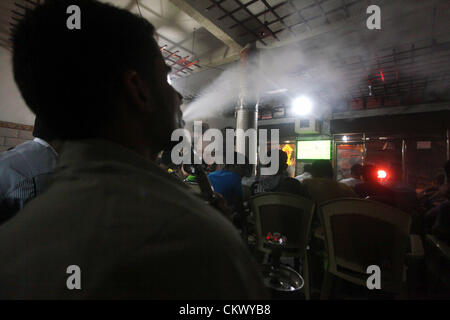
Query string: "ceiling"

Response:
xmin=1 ymin=0 xmax=449 ymax=115
xmin=0 ymin=0 xmax=229 ymax=78
xmin=174 ymin=0 xmax=450 ymax=114
xmin=186 ymin=0 xmax=369 ymax=47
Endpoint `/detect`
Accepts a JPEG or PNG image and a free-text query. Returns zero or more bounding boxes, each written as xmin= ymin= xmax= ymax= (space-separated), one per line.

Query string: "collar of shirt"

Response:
xmin=33 ymin=137 xmax=58 ymax=156
xmin=57 ymin=139 xmax=166 ymax=179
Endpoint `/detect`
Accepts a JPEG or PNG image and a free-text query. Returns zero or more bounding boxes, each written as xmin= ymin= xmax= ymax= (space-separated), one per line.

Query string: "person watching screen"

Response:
xmin=339 ymin=163 xmax=363 ymax=188
xmin=299 ymin=160 xmax=356 ymax=205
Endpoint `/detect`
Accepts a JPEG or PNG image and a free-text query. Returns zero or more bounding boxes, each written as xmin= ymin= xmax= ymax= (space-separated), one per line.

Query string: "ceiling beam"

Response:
xmin=169 ymin=0 xmax=242 ymax=56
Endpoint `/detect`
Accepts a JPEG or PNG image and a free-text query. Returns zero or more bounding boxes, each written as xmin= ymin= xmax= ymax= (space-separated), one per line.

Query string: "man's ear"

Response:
xmin=122 ymin=70 xmax=153 ymax=113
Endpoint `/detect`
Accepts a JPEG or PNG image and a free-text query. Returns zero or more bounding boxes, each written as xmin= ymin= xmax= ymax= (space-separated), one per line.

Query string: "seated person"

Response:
xmin=0 ymin=0 xmax=267 ymax=299
xmin=339 ymin=163 xmax=363 ymax=188
xmin=299 ymin=160 xmax=356 ymax=291
xmin=300 ymin=160 xmax=357 ymax=205
xmin=384 ymin=165 xmax=418 ymax=215
xmin=424 ymin=160 xmax=450 ymax=242
xmin=254 ymin=149 xmax=301 ymax=195
xmin=421 ymin=173 xmax=446 ymax=198
xmin=0 ymin=117 xmax=60 ymax=224
xmin=422 ymin=173 xmax=448 ymax=209
xmin=354 ymin=164 xmax=396 ymax=207
xmin=208 ymin=153 xmax=249 ymax=212
xmin=208 ymin=153 xmax=252 ymax=230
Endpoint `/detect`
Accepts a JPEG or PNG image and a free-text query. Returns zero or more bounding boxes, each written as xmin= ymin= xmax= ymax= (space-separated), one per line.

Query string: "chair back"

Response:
xmin=249 ymin=192 xmax=315 ymax=258
xmin=318 ymin=198 xmax=411 ymax=293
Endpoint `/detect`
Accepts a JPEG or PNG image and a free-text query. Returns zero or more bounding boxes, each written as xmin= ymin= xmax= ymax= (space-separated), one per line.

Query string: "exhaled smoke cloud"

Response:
xmin=178 ymin=0 xmax=450 ymax=124
xmin=181 ymin=65 xmax=241 ymax=121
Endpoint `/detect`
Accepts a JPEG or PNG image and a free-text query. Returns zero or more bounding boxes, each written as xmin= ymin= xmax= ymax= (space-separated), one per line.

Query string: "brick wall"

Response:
xmin=0 ymin=121 xmax=34 ymax=153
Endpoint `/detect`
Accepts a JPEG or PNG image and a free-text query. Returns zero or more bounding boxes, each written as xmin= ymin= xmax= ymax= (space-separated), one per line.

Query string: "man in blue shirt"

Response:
xmin=0 ymin=117 xmax=59 ymax=224
xmin=209 ymin=169 xmax=244 ymax=210
xmin=208 ymin=154 xmax=250 ymax=211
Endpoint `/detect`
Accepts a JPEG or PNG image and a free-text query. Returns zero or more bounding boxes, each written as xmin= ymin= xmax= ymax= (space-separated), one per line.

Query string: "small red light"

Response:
xmin=377 ymin=170 xmax=387 ymax=179
xmin=380 ymin=69 xmax=385 ymax=82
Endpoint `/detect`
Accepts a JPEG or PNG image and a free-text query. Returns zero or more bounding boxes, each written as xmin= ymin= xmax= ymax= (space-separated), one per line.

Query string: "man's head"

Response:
xmin=350 ymin=163 xmax=363 ymax=179
xmin=362 ymin=164 xmax=378 ymax=183
xmin=312 ymin=160 xmax=333 ymax=179
xmin=13 ymin=0 xmax=182 ymax=154
xmin=225 ymin=152 xmax=251 ymax=177
xmin=303 ymin=164 xmax=312 ymax=174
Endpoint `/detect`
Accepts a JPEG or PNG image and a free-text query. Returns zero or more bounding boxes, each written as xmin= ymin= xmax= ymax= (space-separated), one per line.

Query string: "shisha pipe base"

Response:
xmin=260 ymin=264 xmax=304 ymax=292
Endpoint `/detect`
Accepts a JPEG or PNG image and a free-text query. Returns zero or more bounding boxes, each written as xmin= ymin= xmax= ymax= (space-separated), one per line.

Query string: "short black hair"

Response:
xmin=312 ymin=160 xmax=333 ymax=179
xmin=350 ymin=163 xmax=363 ymax=176
xmin=303 ymin=164 xmax=312 ymax=173
xmin=362 ymin=164 xmax=377 ymax=182
xmin=13 ymin=0 xmax=158 ymax=139
xmin=224 ymin=152 xmax=249 ymax=170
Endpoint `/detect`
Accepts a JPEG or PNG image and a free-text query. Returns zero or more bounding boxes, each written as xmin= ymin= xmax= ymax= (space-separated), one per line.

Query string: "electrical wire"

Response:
xmin=135 ymin=0 xmax=143 ymax=18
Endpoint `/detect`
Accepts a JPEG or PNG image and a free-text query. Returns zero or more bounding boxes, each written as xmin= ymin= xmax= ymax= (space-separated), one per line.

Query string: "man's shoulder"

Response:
xmin=0 ymin=140 xmax=56 ymax=174
xmin=210 ymin=170 xmax=240 ymax=183
xmin=0 ymin=166 xmax=233 ymax=252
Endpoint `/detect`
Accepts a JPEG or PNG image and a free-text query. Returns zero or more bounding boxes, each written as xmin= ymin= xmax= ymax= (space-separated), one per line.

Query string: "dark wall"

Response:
xmin=330 ymin=111 xmax=450 ymax=136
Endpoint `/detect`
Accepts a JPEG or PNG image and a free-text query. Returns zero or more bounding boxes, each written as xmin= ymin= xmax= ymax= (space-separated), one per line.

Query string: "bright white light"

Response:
xmin=167 ymin=74 xmax=172 ymax=85
xmin=343 ymin=135 xmax=348 ymax=142
xmin=292 ymin=96 xmax=313 ymax=116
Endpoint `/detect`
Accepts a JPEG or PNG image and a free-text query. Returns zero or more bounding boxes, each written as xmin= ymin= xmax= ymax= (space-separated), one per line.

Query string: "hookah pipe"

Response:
xmin=190 ymin=149 xmax=216 ymax=203
xmin=194 ymin=163 xmax=217 ymax=204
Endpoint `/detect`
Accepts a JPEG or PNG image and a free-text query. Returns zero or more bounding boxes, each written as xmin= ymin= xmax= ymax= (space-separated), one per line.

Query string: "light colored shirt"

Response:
xmin=295 ymin=172 xmax=312 ymax=183
xmin=0 ymin=137 xmax=58 ymax=213
xmin=0 ymin=139 xmax=268 ymax=299
xmin=339 ymin=177 xmax=362 ymax=188
xmin=301 ymin=178 xmax=357 ymax=205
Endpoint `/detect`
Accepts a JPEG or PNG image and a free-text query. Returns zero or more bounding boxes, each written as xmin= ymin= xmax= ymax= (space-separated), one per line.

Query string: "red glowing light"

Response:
xmin=380 ymin=69 xmax=385 ymax=82
xmin=377 ymin=170 xmax=387 ymax=179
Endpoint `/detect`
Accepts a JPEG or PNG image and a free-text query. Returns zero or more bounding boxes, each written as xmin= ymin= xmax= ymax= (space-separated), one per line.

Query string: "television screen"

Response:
xmin=297 ymin=140 xmax=331 ymax=160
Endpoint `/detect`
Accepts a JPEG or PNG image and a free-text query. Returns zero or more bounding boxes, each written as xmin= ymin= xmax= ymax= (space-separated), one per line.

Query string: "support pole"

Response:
xmin=236 ymin=43 xmax=259 ymax=175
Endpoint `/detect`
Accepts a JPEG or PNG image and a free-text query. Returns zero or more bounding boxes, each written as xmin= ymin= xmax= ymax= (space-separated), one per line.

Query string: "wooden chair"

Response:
xmin=318 ymin=198 xmax=413 ymax=299
xmin=249 ymin=192 xmax=315 ymax=299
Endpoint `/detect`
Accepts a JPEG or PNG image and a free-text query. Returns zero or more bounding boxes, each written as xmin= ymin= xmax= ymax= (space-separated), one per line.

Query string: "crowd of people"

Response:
xmin=0 ymin=0 xmax=448 ymax=299
xmin=156 ymin=145 xmax=450 ymax=247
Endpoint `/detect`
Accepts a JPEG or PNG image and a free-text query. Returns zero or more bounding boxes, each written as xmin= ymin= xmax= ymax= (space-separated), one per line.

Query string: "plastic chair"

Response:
xmin=318 ymin=198 xmax=412 ymax=299
xmin=249 ymin=192 xmax=315 ymax=299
